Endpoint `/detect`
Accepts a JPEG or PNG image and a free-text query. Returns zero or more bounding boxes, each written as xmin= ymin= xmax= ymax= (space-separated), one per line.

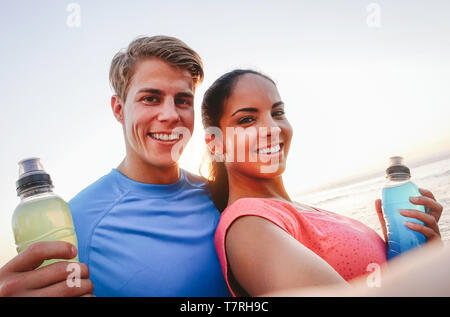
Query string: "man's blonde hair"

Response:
xmin=109 ymin=35 xmax=204 ymax=102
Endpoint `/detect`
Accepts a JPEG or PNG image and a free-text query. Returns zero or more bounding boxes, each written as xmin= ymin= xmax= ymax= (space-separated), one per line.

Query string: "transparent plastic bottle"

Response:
xmin=12 ymin=158 xmax=78 ymax=268
xmin=382 ymin=156 xmax=426 ymax=260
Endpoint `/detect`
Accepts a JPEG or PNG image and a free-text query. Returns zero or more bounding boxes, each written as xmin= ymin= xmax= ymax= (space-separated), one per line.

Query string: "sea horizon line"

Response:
xmin=294 ymin=149 xmax=450 ymax=198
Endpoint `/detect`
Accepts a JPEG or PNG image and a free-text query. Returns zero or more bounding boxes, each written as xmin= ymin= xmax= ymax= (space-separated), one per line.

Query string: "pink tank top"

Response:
xmin=214 ymin=198 xmax=387 ymax=296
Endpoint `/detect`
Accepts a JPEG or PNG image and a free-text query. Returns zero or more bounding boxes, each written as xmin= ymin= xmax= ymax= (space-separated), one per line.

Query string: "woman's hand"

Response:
xmin=401 ymin=188 xmax=442 ymax=242
xmin=374 ymin=199 xmax=389 ymax=244
xmin=375 ymin=188 xmax=443 ymax=245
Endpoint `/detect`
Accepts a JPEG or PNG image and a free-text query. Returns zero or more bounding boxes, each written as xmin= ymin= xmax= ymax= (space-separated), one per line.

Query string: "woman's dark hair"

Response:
xmin=200 ymin=69 xmax=276 ymax=212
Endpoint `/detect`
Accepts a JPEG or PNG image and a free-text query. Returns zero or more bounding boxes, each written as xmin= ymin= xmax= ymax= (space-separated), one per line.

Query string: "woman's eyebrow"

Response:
xmin=272 ymin=101 xmax=284 ymax=108
xmin=231 ymin=101 xmax=284 ymax=117
xmin=231 ymin=107 xmax=258 ymax=116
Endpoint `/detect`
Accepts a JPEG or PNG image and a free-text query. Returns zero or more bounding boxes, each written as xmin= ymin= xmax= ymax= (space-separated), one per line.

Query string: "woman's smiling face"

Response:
xmin=218 ymin=73 xmax=293 ymax=178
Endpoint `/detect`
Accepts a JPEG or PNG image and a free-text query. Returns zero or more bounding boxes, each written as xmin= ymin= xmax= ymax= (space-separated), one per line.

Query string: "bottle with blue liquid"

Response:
xmin=382 ymin=156 xmax=426 ymax=260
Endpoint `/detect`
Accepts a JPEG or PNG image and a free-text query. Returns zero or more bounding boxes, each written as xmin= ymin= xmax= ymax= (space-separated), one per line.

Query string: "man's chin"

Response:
xmin=146 ymin=158 xmax=179 ymax=169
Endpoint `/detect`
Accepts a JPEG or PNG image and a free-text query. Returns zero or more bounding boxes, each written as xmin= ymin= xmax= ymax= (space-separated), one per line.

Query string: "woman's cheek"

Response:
xmin=223 ymin=127 xmax=261 ymax=163
xmin=237 ymin=128 xmax=259 ymax=163
xmin=283 ymin=123 xmax=293 ymax=157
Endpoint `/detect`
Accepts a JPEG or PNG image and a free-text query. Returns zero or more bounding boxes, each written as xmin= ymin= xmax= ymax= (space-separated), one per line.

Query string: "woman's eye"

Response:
xmin=237 ymin=116 xmax=255 ymax=124
xmin=272 ymin=110 xmax=285 ymax=117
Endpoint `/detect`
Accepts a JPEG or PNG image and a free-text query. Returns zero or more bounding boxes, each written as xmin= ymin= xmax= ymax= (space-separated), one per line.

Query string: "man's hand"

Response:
xmin=0 ymin=241 xmax=94 ymax=297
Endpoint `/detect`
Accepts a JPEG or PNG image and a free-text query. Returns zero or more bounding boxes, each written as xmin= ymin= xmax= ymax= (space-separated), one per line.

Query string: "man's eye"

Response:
xmin=237 ymin=116 xmax=255 ymax=124
xmin=143 ymin=96 xmax=159 ymax=103
xmin=175 ymin=98 xmax=191 ymax=106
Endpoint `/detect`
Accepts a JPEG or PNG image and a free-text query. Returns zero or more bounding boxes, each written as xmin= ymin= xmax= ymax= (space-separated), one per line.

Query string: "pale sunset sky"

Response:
xmin=1 ymin=0 xmax=449 ymax=265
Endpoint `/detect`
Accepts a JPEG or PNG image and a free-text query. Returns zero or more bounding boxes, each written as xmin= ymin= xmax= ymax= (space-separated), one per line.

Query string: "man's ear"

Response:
xmin=111 ymin=95 xmax=124 ymax=124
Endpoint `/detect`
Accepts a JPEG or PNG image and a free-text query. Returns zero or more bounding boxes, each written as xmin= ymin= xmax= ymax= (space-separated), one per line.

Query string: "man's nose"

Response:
xmin=157 ymin=98 xmax=180 ymax=123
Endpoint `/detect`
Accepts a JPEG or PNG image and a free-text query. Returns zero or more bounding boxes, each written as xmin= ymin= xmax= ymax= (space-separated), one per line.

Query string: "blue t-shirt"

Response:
xmin=68 ymin=168 xmax=230 ymax=297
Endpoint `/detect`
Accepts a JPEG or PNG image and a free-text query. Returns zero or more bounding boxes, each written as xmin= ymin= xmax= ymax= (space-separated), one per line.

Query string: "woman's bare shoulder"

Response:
xmin=292 ymin=201 xmax=320 ymax=212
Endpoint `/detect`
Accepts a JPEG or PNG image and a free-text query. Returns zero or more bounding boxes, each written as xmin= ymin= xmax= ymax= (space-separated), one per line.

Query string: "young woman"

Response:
xmin=201 ymin=69 xmax=444 ymax=297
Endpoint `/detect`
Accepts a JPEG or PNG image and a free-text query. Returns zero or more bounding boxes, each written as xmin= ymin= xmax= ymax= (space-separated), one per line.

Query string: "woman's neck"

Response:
xmin=227 ymin=170 xmax=291 ymax=206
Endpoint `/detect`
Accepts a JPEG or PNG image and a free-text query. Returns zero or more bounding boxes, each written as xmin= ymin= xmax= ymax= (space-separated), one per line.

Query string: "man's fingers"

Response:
xmin=27 ymin=278 xmax=94 ymax=297
xmin=0 ymin=262 xmax=89 ymax=296
xmin=3 ymin=241 xmax=77 ymax=273
xmin=26 ymin=261 xmax=89 ymax=289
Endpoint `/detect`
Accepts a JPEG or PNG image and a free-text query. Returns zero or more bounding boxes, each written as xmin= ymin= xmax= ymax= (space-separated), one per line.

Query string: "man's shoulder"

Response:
xmin=182 ymin=168 xmax=208 ymax=188
xmin=68 ymin=168 xmax=211 ymax=214
xmin=68 ymin=169 xmax=123 ymax=213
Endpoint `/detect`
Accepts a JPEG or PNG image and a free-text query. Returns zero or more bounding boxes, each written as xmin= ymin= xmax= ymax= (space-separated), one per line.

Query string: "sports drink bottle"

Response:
xmin=12 ymin=158 xmax=78 ymax=268
xmin=382 ymin=156 xmax=426 ymax=260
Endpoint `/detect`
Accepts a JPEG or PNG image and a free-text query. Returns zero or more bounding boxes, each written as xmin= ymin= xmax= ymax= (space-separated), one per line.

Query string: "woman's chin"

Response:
xmin=255 ymin=168 xmax=285 ymax=179
xmin=241 ymin=163 xmax=287 ymax=179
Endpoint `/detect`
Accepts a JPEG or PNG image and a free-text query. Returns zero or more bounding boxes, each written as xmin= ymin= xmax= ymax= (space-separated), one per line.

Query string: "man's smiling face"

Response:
xmin=114 ymin=57 xmax=195 ymax=168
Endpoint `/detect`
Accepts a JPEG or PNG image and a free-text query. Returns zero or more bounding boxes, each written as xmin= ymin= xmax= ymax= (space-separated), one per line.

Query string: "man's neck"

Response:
xmin=117 ymin=155 xmax=180 ymax=185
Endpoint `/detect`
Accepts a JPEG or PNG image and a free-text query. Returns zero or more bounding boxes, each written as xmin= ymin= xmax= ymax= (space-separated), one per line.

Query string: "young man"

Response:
xmin=0 ymin=36 xmax=230 ymax=297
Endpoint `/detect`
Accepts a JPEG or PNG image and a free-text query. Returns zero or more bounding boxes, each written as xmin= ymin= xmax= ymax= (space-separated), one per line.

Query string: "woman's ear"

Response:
xmin=205 ymin=127 xmax=225 ymax=161
xmin=111 ymin=95 xmax=124 ymax=124
xmin=204 ymin=134 xmax=214 ymax=154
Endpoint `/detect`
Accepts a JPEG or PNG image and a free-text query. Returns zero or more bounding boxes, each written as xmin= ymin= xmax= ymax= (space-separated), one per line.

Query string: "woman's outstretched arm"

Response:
xmin=225 ymin=215 xmax=349 ymax=296
xmin=261 ymin=240 xmax=449 ymax=297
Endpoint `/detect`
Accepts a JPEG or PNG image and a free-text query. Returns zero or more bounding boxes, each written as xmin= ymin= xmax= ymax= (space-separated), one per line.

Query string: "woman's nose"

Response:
xmin=255 ymin=117 xmax=280 ymax=150
xmin=260 ymin=116 xmax=281 ymax=137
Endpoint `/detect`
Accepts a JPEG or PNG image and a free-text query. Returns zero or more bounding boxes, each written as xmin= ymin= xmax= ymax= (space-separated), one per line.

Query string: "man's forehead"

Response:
xmin=132 ymin=79 xmax=194 ymax=95
xmin=130 ymin=59 xmax=194 ymax=92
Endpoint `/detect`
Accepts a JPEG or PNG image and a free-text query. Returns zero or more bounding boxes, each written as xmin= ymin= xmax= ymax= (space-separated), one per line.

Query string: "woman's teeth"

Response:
xmin=148 ymin=132 xmax=181 ymax=141
xmin=257 ymin=144 xmax=281 ymax=155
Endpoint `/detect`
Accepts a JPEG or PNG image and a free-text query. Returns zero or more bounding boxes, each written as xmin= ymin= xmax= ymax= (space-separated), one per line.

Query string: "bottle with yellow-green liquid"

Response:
xmin=12 ymin=158 xmax=78 ymax=268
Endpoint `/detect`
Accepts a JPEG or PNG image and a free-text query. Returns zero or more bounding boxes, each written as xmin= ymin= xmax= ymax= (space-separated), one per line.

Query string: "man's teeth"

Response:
xmin=258 ymin=144 xmax=281 ymax=154
xmin=149 ymin=132 xmax=181 ymax=141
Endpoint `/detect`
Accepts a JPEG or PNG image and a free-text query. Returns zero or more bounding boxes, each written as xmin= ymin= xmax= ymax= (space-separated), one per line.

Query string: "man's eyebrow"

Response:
xmin=175 ymin=92 xmax=194 ymax=99
xmin=136 ymin=88 xmax=163 ymax=95
xmin=231 ymin=101 xmax=284 ymax=117
xmin=136 ymin=89 xmax=193 ymax=98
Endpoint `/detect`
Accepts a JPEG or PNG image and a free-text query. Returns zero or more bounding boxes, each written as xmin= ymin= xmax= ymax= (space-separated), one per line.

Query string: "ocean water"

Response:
xmin=295 ymin=157 xmax=450 ymax=244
